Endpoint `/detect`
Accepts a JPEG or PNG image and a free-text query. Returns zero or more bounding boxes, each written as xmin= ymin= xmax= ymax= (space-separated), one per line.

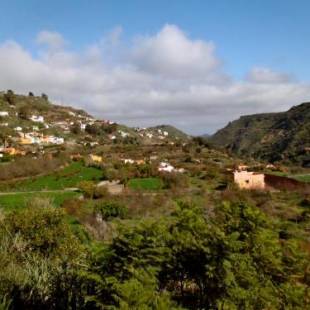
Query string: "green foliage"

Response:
xmin=0 ymin=191 xmax=79 ymax=212
xmin=128 ymin=177 xmax=163 ymax=191
xmin=88 ymin=201 xmax=309 ymax=309
xmin=0 ymin=200 xmax=88 ymax=309
xmin=78 ymin=180 xmax=96 ymax=199
xmin=18 ymin=104 xmax=31 ymax=120
xmin=113 ymin=269 xmax=182 ymax=310
xmin=95 ymin=201 xmax=128 ymax=221
xmin=5 ymin=203 xmax=80 ymax=256
xmin=1 ymin=162 xmax=102 ymax=192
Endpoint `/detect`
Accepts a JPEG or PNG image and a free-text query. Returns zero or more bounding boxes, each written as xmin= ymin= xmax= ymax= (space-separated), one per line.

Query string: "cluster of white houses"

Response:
xmin=17 ymin=132 xmax=64 ymax=145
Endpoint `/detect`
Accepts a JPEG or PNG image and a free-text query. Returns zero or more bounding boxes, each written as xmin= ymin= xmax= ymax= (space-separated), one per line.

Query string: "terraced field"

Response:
xmin=0 ymin=162 xmax=103 ymax=192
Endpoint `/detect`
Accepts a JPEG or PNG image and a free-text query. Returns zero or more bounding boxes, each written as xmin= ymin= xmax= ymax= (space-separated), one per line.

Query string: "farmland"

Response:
xmin=127 ymin=177 xmax=163 ymax=190
xmin=0 ymin=162 xmax=103 ymax=192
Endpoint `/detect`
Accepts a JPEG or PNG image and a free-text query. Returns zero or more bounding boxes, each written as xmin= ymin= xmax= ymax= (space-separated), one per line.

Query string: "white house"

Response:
xmin=158 ymin=162 xmax=175 ymax=173
xmin=47 ymin=136 xmax=64 ymax=145
xmin=0 ymin=111 xmax=9 ymax=117
xmin=123 ymin=159 xmax=135 ymax=164
xmin=31 ymin=115 xmax=44 ymax=123
xmin=118 ymin=130 xmax=129 ymax=138
xmin=14 ymin=126 xmax=23 ymax=131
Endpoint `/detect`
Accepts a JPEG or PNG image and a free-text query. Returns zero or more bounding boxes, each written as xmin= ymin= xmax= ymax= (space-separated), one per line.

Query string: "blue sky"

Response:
xmin=0 ymin=0 xmax=309 ymax=133
xmin=1 ymin=0 xmax=309 ymax=80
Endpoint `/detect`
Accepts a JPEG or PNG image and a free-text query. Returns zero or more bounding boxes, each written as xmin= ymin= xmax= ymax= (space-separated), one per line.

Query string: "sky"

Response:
xmin=0 ymin=0 xmax=309 ymax=134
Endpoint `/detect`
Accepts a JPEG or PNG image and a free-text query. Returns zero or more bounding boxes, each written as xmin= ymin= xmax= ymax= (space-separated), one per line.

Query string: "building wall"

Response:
xmin=234 ymin=171 xmax=265 ymax=190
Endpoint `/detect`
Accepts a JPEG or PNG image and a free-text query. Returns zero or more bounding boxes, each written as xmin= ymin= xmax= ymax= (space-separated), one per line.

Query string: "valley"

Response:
xmin=0 ymin=91 xmax=309 ymax=309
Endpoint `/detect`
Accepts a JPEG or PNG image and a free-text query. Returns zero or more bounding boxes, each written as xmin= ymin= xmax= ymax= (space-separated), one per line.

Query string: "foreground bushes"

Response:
xmin=0 ymin=201 xmax=88 ymax=309
xmin=0 ymin=200 xmax=309 ymax=309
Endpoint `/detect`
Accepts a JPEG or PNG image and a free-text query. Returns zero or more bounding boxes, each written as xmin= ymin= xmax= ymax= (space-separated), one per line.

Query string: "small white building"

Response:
xmin=123 ymin=159 xmax=135 ymax=164
xmin=31 ymin=115 xmax=44 ymax=123
xmin=0 ymin=111 xmax=9 ymax=117
xmin=233 ymin=170 xmax=265 ymax=190
xmin=118 ymin=130 xmax=129 ymax=138
xmin=158 ymin=162 xmax=175 ymax=173
xmin=14 ymin=126 xmax=23 ymax=131
xmin=47 ymin=136 xmax=64 ymax=145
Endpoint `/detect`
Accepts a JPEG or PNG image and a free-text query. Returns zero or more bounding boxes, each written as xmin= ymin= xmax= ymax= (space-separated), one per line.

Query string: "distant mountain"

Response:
xmin=146 ymin=125 xmax=190 ymax=140
xmin=209 ymin=102 xmax=310 ymax=166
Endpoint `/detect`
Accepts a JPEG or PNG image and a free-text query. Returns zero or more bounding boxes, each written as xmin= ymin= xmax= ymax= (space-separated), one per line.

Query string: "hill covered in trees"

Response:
xmin=209 ymin=102 xmax=310 ymax=166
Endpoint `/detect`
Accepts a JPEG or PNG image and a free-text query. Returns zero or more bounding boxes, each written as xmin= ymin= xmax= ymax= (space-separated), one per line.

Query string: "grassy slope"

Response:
xmin=127 ymin=177 xmax=163 ymax=190
xmin=0 ymin=191 xmax=79 ymax=211
xmin=0 ymin=162 xmax=103 ymax=192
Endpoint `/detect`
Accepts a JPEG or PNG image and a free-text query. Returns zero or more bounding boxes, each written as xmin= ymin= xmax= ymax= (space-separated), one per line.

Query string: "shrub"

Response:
xmin=78 ymin=180 xmax=96 ymax=199
xmin=95 ymin=201 xmax=128 ymax=220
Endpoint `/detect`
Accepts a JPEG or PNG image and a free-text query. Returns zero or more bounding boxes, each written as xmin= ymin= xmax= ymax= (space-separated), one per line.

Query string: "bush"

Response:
xmin=78 ymin=180 xmax=96 ymax=199
xmin=95 ymin=201 xmax=128 ymax=220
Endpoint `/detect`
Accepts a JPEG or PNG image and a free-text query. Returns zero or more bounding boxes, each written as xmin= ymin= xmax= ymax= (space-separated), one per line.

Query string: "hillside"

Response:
xmin=209 ymin=102 xmax=310 ymax=166
xmin=0 ymin=91 xmax=189 ymax=149
xmin=145 ymin=124 xmax=191 ymax=140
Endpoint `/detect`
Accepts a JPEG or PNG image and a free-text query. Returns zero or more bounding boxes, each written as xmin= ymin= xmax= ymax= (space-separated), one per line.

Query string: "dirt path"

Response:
xmin=0 ymin=188 xmax=79 ymax=196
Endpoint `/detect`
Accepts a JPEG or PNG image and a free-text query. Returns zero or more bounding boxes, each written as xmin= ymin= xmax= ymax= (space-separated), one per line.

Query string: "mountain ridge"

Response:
xmin=209 ymin=102 xmax=310 ymax=166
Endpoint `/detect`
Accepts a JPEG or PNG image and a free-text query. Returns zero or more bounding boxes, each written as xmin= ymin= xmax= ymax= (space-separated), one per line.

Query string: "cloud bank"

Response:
xmin=0 ymin=24 xmax=309 ymax=134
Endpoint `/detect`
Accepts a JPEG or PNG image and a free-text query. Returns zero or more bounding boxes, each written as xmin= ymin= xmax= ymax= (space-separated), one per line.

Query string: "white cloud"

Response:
xmin=131 ymin=24 xmax=221 ymax=80
xmin=0 ymin=25 xmax=309 ymax=134
xmin=246 ymin=67 xmax=293 ymax=84
xmin=36 ymin=30 xmax=66 ymax=50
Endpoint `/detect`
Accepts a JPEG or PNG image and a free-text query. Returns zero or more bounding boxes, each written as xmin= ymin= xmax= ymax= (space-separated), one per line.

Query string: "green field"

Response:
xmin=0 ymin=162 xmax=103 ymax=192
xmin=268 ymin=172 xmax=310 ymax=183
xmin=0 ymin=191 xmax=79 ymax=211
xmin=127 ymin=177 xmax=163 ymax=190
xmin=292 ymin=174 xmax=310 ymax=183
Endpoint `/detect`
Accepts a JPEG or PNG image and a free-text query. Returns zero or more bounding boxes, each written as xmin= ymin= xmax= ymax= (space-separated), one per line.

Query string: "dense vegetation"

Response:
xmin=209 ymin=102 xmax=310 ymax=167
xmin=0 ymin=197 xmax=309 ymax=309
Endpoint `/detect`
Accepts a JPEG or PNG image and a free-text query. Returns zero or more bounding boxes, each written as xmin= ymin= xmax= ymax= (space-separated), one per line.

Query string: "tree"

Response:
xmin=0 ymin=200 xmax=88 ymax=309
xmin=70 ymin=122 xmax=81 ymax=135
xmin=41 ymin=93 xmax=48 ymax=101
xmin=89 ymin=201 xmax=309 ymax=309
xmin=4 ymin=90 xmax=15 ymax=105
xmin=85 ymin=124 xmax=99 ymax=135
xmin=78 ymin=180 xmax=96 ymax=199
xmin=95 ymin=201 xmax=128 ymax=221
xmin=18 ymin=105 xmax=30 ymax=120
